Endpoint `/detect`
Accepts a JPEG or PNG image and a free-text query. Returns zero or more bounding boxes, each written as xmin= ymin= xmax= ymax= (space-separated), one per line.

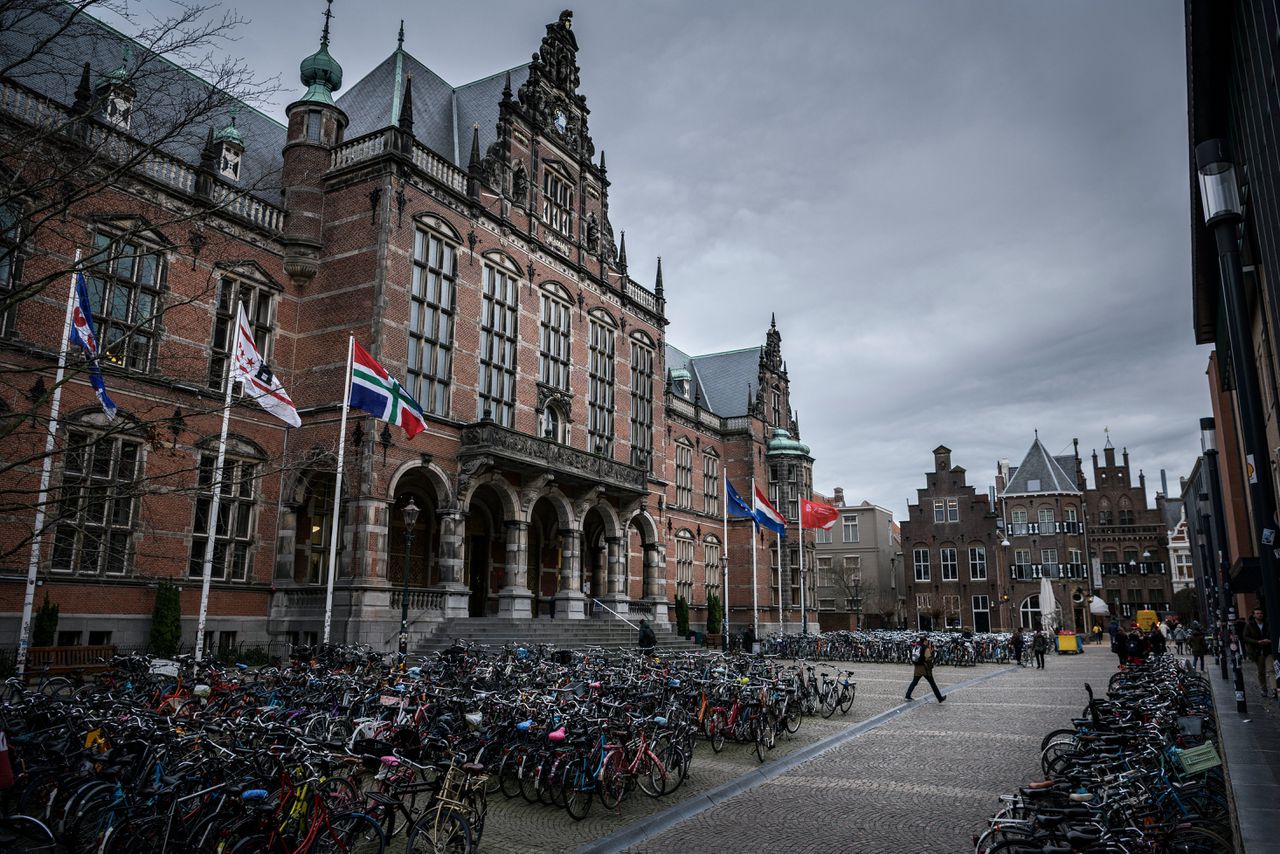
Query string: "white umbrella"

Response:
xmin=1038 ymin=575 xmax=1058 ymax=634
xmin=1089 ymin=595 xmax=1110 ymax=616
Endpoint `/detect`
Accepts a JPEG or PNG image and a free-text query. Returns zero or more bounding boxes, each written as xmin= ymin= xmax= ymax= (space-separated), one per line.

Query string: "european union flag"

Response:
xmin=725 ymin=476 xmax=755 ymax=519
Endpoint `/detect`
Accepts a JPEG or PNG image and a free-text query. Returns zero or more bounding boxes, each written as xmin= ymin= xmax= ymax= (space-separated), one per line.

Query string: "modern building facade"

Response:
xmin=1185 ymin=0 xmax=1278 ymax=634
xmin=0 ymin=7 xmax=817 ymax=652
xmin=813 ymin=488 xmax=903 ymax=629
xmin=901 ymin=446 xmax=1006 ymax=632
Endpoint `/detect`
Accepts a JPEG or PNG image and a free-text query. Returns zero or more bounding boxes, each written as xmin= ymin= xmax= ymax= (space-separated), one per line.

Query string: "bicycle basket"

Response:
xmin=1173 ymin=743 xmax=1222 ymax=774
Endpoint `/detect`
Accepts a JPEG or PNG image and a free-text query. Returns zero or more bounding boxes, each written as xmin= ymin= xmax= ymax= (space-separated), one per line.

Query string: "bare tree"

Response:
xmin=0 ymin=0 xmax=292 ymax=568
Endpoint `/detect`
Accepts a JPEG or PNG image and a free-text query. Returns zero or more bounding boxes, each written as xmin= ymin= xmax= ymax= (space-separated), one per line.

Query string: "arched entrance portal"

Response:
xmin=388 ymin=472 xmax=439 ymax=592
xmin=625 ymin=511 xmax=667 ymax=624
xmin=528 ymin=498 xmax=562 ymax=617
xmin=464 ymin=484 xmax=510 ymax=618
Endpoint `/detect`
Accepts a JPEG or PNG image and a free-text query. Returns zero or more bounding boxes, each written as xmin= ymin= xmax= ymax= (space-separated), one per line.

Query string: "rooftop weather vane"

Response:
xmin=321 ymin=0 xmax=334 ymax=46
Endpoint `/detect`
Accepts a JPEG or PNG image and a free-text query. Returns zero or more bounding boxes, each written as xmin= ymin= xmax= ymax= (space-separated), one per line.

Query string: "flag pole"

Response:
xmin=777 ymin=529 xmax=783 ymax=630
xmin=194 ymin=305 xmax=241 ymax=663
xmin=750 ymin=476 xmax=759 ymax=639
xmin=721 ymin=473 xmax=729 ymax=651
xmin=799 ymin=506 xmax=807 ymax=634
xmin=322 ymin=334 xmax=354 ymax=644
xmin=16 ymin=253 xmax=81 ymax=677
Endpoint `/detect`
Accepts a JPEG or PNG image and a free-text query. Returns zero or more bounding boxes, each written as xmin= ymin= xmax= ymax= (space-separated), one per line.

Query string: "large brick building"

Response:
xmin=0 ymin=8 xmax=816 ymax=653
xmin=901 ymin=446 xmax=1006 ymax=631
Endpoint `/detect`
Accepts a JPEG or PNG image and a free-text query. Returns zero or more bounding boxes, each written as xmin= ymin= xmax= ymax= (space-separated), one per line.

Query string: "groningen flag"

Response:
xmin=350 ymin=342 xmax=426 ymax=439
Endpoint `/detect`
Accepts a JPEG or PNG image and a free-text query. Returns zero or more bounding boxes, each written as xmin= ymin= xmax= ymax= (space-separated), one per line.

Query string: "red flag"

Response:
xmin=801 ymin=498 xmax=839 ymax=530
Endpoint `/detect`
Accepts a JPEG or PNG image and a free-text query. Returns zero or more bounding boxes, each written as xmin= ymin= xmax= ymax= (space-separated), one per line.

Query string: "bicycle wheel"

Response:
xmin=518 ymin=753 xmax=541 ymax=804
xmin=1166 ymin=826 xmax=1233 ymax=853
xmin=225 ymin=833 xmax=269 ymax=854
xmin=497 ymin=753 xmax=522 ymax=800
xmin=784 ymin=699 xmax=803 ymax=734
xmin=563 ymin=764 xmax=593 ymax=821
xmin=39 ymin=677 xmax=75 ymax=700
xmin=406 ymin=808 xmax=472 ymax=854
xmin=839 ymin=684 xmax=855 ymax=714
xmin=708 ymin=710 xmax=727 ymax=753
xmin=753 ymin=716 xmax=770 ymax=763
xmin=821 ymin=688 xmax=838 ymax=719
xmin=0 ymin=815 xmax=57 ymax=853
xmin=658 ymin=741 xmax=688 ymax=795
xmin=636 ymin=752 xmax=667 ymax=798
xmin=597 ymin=751 xmax=626 ymax=810
xmin=315 ymin=811 xmax=386 ymax=854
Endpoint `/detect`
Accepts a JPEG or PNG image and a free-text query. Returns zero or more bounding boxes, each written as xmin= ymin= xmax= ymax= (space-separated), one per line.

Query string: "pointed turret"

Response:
xmin=502 ymin=69 xmax=513 ymax=103
xmin=654 ymin=257 xmax=664 ymax=299
xmin=297 ymin=0 xmax=343 ymax=105
xmin=73 ymin=61 xmax=92 ymax=115
xmin=618 ymin=231 xmax=628 ymax=272
xmin=398 ymin=75 xmax=414 ymax=134
xmin=599 ymin=149 xmax=607 ymax=173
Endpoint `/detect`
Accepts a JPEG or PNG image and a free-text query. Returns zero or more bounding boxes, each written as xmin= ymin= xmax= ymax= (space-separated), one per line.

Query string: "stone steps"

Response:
xmin=414 ymin=617 xmax=702 ymax=655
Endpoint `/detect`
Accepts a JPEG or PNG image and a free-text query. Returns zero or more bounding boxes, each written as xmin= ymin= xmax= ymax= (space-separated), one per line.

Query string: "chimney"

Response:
xmin=833 ymin=487 xmax=845 ymax=507
xmin=1160 ymin=469 xmax=1168 ymax=497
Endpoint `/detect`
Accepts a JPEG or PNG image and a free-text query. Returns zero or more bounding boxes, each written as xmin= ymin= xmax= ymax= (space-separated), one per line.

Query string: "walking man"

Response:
xmin=1032 ymin=630 xmax=1048 ymax=669
xmin=1189 ymin=622 xmax=1207 ymax=672
xmin=905 ymin=635 xmax=946 ymax=703
xmin=1011 ymin=629 xmax=1025 ymax=667
xmin=1242 ymin=607 xmax=1277 ymax=699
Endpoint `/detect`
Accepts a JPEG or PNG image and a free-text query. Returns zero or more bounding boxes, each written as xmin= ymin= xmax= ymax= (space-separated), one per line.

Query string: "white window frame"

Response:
xmin=913 ymin=547 xmax=930 ymax=582
xmin=968 ymin=546 xmax=987 ymax=580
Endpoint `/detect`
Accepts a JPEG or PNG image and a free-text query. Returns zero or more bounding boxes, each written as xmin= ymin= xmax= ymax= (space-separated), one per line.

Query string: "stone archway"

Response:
xmin=625 ymin=510 xmax=666 ymax=623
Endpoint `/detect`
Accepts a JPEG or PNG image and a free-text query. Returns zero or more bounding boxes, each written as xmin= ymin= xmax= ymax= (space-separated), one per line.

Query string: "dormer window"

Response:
xmin=96 ymin=52 xmax=135 ymax=131
xmin=214 ymin=118 xmax=245 ymax=182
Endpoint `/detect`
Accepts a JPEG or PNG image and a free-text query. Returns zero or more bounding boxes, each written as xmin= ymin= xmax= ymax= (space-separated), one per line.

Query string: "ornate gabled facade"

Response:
xmin=1084 ymin=438 xmax=1173 ymax=622
xmin=996 ymin=434 xmax=1090 ymax=631
xmin=901 ymin=446 xmax=1006 ymax=632
xmin=0 ymin=8 xmax=815 ymax=652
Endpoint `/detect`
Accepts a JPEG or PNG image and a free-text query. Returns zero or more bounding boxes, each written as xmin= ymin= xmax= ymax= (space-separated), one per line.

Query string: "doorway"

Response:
xmin=468 ymin=534 xmax=489 ymax=617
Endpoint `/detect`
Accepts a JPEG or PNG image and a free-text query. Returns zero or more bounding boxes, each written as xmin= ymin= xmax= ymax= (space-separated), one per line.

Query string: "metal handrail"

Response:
xmin=591 ymin=598 xmax=640 ymax=631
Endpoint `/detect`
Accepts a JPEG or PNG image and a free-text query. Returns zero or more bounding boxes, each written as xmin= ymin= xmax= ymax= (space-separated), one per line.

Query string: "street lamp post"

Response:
xmin=1201 ymin=418 xmax=1246 ymax=708
xmin=1196 ymin=140 xmax=1280 ymax=669
xmin=398 ymin=497 xmax=420 ymax=672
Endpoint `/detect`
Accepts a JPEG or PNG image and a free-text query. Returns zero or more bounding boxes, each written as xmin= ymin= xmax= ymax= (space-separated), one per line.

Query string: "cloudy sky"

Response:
xmin=114 ymin=0 xmax=1200 ymax=515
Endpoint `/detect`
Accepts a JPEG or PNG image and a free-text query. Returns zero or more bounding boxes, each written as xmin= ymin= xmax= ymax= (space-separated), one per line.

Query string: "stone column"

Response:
xmin=600 ymin=535 xmax=629 ymax=615
xmin=436 ymin=509 xmax=470 ymax=618
xmin=554 ymin=528 xmax=587 ymax=619
xmin=592 ymin=544 xmax=606 ymax=604
xmin=498 ymin=520 xmax=533 ymax=619
xmin=643 ymin=543 xmax=669 ymax=623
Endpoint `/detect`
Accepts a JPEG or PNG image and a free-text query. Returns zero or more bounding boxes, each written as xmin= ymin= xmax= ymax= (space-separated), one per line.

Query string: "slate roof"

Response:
xmin=338 ymin=50 xmax=529 ymax=170
xmin=1003 ymin=436 xmax=1081 ymax=496
xmin=0 ymin=4 xmax=286 ymax=203
xmin=665 ymin=344 xmax=762 ymax=417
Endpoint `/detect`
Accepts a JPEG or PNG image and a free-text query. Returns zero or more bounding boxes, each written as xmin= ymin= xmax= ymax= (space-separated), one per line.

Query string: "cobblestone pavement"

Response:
xmin=469 ymin=662 xmax=1001 ymax=854
xmin=617 ymin=649 xmax=1119 ymax=854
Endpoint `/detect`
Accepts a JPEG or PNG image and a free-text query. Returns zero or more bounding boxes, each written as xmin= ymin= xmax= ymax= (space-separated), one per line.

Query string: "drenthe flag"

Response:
xmin=350 ymin=342 xmax=426 ymax=439
xmin=69 ymin=272 xmax=117 ymax=421
xmin=231 ymin=303 xmax=300 ymax=427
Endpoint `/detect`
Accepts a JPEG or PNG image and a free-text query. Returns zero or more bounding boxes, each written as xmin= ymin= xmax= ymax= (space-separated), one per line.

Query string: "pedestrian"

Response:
xmin=1149 ymin=625 xmax=1167 ymax=656
xmin=1112 ymin=625 xmax=1128 ymax=667
xmin=1011 ymin=629 xmax=1025 ymax=667
xmin=1092 ymin=624 xmax=1103 ymax=645
xmin=637 ymin=619 xmax=656 ymax=654
xmin=1173 ymin=624 xmax=1187 ymax=656
xmin=1032 ymin=630 xmax=1048 ymax=669
xmin=1107 ymin=618 xmax=1119 ymax=647
xmin=1242 ymin=607 xmax=1277 ymax=699
xmin=1125 ymin=625 xmax=1149 ymax=664
xmin=1189 ymin=622 xmax=1207 ymax=672
xmin=742 ymin=623 xmax=757 ymax=655
xmin=905 ymin=635 xmax=946 ymax=703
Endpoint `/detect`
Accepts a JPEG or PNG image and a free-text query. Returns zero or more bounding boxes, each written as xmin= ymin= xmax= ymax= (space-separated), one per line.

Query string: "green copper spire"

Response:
xmin=299 ymin=0 xmax=343 ymax=105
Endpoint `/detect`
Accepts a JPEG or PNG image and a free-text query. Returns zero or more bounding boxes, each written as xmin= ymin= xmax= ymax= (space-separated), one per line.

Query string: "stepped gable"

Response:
xmin=0 ymin=3 xmax=285 ymax=201
xmin=1003 ymin=435 xmax=1081 ymax=496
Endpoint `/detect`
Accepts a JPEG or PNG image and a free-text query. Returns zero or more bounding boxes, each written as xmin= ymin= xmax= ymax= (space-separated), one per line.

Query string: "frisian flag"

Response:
xmin=350 ymin=342 xmax=426 ymax=439
xmin=69 ymin=272 xmax=117 ymax=421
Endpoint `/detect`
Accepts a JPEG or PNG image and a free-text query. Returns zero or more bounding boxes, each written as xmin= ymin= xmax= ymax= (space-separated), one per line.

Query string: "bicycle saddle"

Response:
xmin=548 ymin=727 xmax=566 ymax=742
xmin=516 ymin=720 xmax=532 ymax=731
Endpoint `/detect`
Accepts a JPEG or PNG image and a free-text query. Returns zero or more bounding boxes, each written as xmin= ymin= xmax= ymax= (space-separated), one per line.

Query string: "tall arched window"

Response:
xmin=629 ymin=331 xmax=655 ymax=470
xmin=0 ymin=201 xmax=23 ymax=336
xmin=587 ymin=309 xmax=616 ymax=454
xmin=410 ymin=220 xmax=458 ymax=416
xmin=478 ymin=253 xmax=520 ymax=427
xmin=702 ymin=450 xmax=720 ymax=515
xmin=1118 ymin=497 xmax=1134 ymax=525
xmin=674 ymin=439 xmax=693 ymax=509
xmin=538 ymin=282 xmax=572 ymax=391
xmin=703 ymin=535 xmax=721 ymax=602
xmin=1020 ymin=594 xmax=1041 ymax=630
xmin=675 ymin=529 xmax=695 ymax=603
